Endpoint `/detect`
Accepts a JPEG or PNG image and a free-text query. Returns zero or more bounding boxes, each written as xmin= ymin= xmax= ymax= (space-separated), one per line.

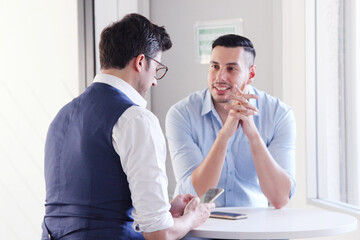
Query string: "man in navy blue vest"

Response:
xmin=42 ymin=13 xmax=214 ymax=240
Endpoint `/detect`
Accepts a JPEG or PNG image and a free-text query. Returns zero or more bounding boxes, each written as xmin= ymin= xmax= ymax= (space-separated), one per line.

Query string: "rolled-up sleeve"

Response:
xmin=113 ymin=106 xmax=174 ymax=233
xmin=268 ymin=108 xmax=297 ymax=198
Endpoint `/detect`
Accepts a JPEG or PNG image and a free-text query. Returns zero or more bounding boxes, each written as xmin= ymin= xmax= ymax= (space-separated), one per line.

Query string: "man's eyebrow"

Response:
xmin=226 ymin=62 xmax=239 ymax=66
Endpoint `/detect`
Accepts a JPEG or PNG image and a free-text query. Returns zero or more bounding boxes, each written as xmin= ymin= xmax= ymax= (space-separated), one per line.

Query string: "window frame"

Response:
xmin=306 ymin=0 xmax=360 ymax=215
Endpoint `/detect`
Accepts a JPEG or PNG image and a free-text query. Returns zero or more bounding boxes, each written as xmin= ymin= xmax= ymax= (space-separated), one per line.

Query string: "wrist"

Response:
xmin=246 ymin=129 xmax=261 ymax=142
xmin=217 ymin=128 xmax=233 ymax=141
xmin=182 ymin=210 xmax=196 ymax=228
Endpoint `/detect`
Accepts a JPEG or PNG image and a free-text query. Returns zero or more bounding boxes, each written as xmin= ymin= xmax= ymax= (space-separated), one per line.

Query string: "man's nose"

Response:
xmin=216 ymin=67 xmax=227 ymax=81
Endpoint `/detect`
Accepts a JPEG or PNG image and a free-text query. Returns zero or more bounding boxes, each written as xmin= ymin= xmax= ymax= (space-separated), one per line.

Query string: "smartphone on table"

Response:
xmin=210 ymin=211 xmax=247 ymax=220
xmin=200 ymin=188 xmax=224 ymax=203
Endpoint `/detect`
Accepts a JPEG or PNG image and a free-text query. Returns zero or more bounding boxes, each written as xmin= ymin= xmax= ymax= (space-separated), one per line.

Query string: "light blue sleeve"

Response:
xmin=267 ymin=108 xmax=297 ymax=198
xmin=165 ymin=105 xmax=203 ymax=197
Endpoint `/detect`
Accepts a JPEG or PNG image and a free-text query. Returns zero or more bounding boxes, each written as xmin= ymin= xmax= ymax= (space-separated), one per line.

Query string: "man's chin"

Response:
xmin=212 ymin=96 xmax=231 ymax=104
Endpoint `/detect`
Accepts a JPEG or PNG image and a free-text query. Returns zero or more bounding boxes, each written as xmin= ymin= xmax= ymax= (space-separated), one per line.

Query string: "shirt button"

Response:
xmin=228 ymin=189 xmax=232 ymax=192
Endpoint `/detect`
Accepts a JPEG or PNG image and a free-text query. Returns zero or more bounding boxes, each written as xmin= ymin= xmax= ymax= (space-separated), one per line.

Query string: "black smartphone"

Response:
xmin=200 ymin=188 xmax=224 ymax=203
xmin=210 ymin=211 xmax=248 ymax=220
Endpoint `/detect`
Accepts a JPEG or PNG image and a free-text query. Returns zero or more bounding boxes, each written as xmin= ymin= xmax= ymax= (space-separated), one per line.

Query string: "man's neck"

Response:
xmin=101 ymin=68 xmax=135 ymax=86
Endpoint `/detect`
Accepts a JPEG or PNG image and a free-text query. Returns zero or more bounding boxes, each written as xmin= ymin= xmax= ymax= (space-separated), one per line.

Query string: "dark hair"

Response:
xmin=99 ymin=13 xmax=172 ymax=70
xmin=212 ymin=34 xmax=256 ymax=65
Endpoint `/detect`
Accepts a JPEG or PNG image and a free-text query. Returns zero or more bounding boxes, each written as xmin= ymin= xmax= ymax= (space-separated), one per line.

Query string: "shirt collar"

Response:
xmin=201 ymin=85 xmax=259 ymax=116
xmin=93 ymin=73 xmax=147 ymax=108
xmin=201 ymin=89 xmax=213 ymax=116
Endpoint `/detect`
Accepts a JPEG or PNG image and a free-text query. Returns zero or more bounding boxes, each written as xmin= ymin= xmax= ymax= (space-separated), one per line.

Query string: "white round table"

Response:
xmin=189 ymin=207 xmax=358 ymax=239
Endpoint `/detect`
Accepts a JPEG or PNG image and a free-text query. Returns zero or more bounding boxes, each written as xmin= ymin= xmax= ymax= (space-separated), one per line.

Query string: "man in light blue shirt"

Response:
xmin=166 ymin=34 xmax=296 ymax=209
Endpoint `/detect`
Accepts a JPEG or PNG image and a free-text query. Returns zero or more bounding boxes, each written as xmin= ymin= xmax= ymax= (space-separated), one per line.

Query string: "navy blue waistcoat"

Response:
xmin=42 ymin=82 xmax=144 ymax=240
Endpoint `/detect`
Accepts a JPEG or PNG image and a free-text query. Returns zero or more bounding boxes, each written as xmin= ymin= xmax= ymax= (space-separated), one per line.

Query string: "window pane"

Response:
xmin=315 ymin=0 xmax=360 ymax=208
xmin=316 ymin=0 xmax=342 ymax=202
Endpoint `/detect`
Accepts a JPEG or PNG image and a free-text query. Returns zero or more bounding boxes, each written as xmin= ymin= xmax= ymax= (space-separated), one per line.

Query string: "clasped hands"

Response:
xmin=223 ymin=84 xmax=259 ymax=137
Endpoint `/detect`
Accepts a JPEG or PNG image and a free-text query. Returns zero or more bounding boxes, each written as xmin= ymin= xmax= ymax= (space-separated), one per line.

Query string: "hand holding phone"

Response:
xmin=200 ymin=188 xmax=224 ymax=203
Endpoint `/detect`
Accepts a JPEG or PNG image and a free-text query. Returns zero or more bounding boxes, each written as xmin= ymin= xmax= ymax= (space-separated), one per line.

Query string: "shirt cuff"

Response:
xmin=133 ymin=211 xmax=174 ymax=233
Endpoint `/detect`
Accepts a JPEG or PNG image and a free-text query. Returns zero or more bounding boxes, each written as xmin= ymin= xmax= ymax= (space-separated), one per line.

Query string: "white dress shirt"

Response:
xmin=93 ymin=73 xmax=174 ymax=233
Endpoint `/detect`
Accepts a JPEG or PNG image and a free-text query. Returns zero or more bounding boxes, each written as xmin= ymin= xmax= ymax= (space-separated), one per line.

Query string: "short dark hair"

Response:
xmin=212 ymin=34 xmax=256 ymax=66
xmin=99 ymin=13 xmax=172 ymax=70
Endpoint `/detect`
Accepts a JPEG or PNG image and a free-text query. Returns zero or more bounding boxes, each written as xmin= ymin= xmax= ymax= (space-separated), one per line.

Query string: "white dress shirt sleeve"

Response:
xmin=112 ymin=106 xmax=174 ymax=233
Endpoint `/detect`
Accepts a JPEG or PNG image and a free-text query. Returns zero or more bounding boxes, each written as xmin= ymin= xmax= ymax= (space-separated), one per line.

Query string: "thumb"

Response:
xmin=184 ymin=197 xmax=200 ymax=213
xmin=188 ymin=197 xmax=200 ymax=205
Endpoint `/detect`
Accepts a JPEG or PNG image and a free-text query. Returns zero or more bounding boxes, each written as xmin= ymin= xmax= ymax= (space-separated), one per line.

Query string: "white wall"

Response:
xmin=149 ymin=0 xmax=283 ymax=198
xmin=0 ymin=0 xmax=79 ymax=239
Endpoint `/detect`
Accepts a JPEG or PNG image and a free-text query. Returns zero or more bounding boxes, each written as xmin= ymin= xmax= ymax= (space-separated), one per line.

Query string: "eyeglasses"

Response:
xmin=145 ymin=55 xmax=168 ymax=80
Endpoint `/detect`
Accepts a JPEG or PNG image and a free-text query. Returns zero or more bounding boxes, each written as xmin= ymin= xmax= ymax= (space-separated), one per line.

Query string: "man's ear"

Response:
xmin=247 ymin=65 xmax=256 ymax=85
xmin=134 ymin=54 xmax=146 ymax=72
